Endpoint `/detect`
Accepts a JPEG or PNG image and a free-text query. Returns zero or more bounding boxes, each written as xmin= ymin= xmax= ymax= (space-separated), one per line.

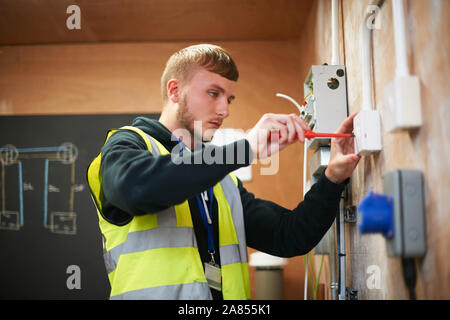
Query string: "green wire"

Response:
xmin=304 ymin=252 xmax=326 ymax=300
xmin=303 ymin=253 xmax=314 ymax=299
xmin=314 ymin=255 xmax=325 ymax=299
xmin=308 ymin=253 xmax=316 ymax=299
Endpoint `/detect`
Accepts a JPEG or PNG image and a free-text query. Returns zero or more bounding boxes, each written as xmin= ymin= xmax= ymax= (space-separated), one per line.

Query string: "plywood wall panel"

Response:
xmin=0 ymin=0 xmax=313 ymax=45
xmin=307 ymin=0 xmax=450 ymax=299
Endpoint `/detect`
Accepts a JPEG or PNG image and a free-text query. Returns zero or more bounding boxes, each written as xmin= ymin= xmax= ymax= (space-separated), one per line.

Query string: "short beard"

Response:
xmin=176 ymin=93 xmax=204 ymax=146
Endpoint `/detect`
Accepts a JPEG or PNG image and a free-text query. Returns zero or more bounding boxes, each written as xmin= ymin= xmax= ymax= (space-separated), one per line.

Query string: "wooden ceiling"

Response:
xmin=0 ymin=0 xmax=313 ymax=45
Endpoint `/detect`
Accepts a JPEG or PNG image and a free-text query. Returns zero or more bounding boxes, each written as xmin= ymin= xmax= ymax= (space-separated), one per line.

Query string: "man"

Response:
xmin=87 ymin=44 xmax=360 ymax=300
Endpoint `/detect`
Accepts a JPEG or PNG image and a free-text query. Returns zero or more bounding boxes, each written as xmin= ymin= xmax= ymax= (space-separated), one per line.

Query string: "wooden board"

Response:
xmin=0 ymin=0 xmax=313 ymax=45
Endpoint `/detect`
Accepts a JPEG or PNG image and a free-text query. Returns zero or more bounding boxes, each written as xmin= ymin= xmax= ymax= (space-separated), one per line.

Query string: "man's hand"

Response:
xmin=245 ymin=113 xmax=309 ymax=159
xmin=325 ymin=112 xmax=361 ymax=184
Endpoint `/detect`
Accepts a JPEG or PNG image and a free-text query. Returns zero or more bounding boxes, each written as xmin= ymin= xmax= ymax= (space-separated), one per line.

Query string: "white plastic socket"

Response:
xmin=384 ymin=75 xmax=422 ymax=132
xmin=353 ymin=110 xmax=383 ymax=156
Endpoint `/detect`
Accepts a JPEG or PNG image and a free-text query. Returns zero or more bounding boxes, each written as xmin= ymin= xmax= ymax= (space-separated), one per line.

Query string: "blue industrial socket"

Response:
xmin=358 ymin=191 xmax=394 ymax=239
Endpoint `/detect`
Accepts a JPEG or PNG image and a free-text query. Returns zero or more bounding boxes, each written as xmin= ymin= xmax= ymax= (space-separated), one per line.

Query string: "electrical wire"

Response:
xmin=303 ymin=140 xmax=309 ymax=300
xmin=303 ymin=249 xmax=325 ymax=300
xmin=331 ymin=0 xmax=340 ymax=65
xmin=274 ymin=92 xmax=314 ymax=300
xmin=275 ymin=91 xmax=313 ymax=116
xmin=275 ymin=93 xmax=302 ymax=113
xmin=275 ymin=92 xmax=324 ymax=300
xmin=308 ymin=253 xmax=316 ymax=298
xmin=392 ymin=0 xmax=410 ymax=77
xmin=1 ymin=160 xmax=5 ymax=215
xmin=401 ymin=257 xmax=417 ymax=300
xmin=337 ymin=197 xmax=346 ymax=300
xmin=303 ymin=253 xmax=309 ymax=300
xmin=314 ymin=255 xmax=325 ymax=299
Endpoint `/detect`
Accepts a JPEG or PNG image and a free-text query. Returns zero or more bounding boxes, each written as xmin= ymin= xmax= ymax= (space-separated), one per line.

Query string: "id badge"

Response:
xmin=204 ymin=262 xmax=222 ymax=292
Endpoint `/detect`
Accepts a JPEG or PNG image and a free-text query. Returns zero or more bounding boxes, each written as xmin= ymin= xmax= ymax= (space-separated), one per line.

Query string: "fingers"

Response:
xmin=288 ymin=113 xmax=308 ymax=142
xmin=326 ymin=153 xmax=361 ymax=184
xmin=292 ymin=119 xmax=305 ymax=142
xmin=269 ymin=120 xmax=288 ymax=144
xmin=343 ymin=153 xmax=361 ymax=164
xmin=269 ymin=113 xmax=306 ymax=143
xmin=296 ymin=117 xmax=310 ymax=132
xmin=336 ymin=112 xmax=358 ymax=134
xmin=249 ymin=113 xmax=308 ymax=159
xmin=284 ymin=114 xmax=301 ymax=143
xmin=278 ymin=115 xmax=295 ymax=144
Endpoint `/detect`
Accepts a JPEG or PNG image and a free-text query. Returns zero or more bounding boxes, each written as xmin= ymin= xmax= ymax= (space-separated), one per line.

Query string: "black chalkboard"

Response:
xmin=0 ymin=113 xmax=160 ymax=299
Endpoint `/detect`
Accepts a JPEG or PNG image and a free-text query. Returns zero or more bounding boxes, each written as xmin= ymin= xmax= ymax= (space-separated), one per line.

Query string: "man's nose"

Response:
xmin=216 ymin=99 xmax=230 ymax=118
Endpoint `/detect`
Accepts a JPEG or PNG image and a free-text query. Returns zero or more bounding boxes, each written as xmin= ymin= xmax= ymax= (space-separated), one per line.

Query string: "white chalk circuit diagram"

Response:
xmin=0 ymin=143 xmax=84 ymax=235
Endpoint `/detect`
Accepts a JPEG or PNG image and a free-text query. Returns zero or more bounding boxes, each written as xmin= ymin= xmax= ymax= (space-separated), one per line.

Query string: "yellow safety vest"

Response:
xmin=86 ymin=126 xmax=250 ymax=299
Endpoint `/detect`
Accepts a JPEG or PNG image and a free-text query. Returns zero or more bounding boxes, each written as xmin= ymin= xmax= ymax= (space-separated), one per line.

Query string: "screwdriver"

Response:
xmin=271 ymin=130 xmax=355 ymax=141
xmin=304 ymin=130 xmax=355 ymax=139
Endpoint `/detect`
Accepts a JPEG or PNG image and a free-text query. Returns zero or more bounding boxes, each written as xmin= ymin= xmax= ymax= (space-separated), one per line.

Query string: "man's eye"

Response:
xmin=208 ymin=91 xmax=218 ymax=98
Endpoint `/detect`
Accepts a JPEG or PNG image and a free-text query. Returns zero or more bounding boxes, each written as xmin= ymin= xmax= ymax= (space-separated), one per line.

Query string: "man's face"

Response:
xmin=176 ymin=68 xmax=236 ymax=142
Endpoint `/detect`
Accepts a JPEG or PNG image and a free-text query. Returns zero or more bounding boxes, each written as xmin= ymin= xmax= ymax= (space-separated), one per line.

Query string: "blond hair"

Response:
xmin=160 ymin=44 xmax=239 ymax=104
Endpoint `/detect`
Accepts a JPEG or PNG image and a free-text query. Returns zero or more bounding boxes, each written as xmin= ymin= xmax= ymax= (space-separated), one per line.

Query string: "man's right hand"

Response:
xmin=245 ymin=113 xmax=309 ymax=159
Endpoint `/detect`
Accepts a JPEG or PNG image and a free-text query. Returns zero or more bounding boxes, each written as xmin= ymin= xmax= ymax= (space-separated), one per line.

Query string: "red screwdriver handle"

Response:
xmin=270 ymin=130 xmax=353 ymax=141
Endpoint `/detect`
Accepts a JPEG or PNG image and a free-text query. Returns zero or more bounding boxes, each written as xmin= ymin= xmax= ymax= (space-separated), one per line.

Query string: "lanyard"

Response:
xmin=196 ymin=188 xmax=215 ymax=255
xmin=177 ymin=138 xmax=216 ymax=260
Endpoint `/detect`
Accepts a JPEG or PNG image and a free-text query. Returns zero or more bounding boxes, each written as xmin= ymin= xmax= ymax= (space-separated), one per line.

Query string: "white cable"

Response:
xmin=275 ymin=93 xmax=307 ymax=196
xmin=331 ymin=0 xmax=340 ymax=65
xmin=338 ymin=198 xmax=346 ymax=300
xmin=392 ymin=0 xmax=410 ymax=77
xmin=275 ymin=93 xmax=310 ymax=299
xmin=275 ymin=93 xmax=303 ymax=114
xmin=304 ymin=252 xmax=309 ymax=300
xmin=361 ymin=13 xmax=373 ymax=110
xmin=304 ymin=1 xmax=342 ymax=300
xmin=329 ymin=223 xmax=338 ymax=300
xmin=303 ymin=141 xmax=309 ymax=300
xmin=303 ymin=143 xmax=308 ymax=199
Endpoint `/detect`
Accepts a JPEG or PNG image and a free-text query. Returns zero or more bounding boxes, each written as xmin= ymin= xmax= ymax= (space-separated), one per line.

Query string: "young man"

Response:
xmin=87 ymin=44 xmax=360 ymax=300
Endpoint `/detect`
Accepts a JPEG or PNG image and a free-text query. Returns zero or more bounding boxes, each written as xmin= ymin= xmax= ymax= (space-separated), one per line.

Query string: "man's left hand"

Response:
xmin=325 ymin=112 xmax=361 ymax=184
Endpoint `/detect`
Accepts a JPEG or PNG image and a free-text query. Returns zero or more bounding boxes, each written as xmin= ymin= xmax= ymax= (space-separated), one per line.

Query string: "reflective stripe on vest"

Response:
xmin=86 ymin=126 xmax=250 ymax=300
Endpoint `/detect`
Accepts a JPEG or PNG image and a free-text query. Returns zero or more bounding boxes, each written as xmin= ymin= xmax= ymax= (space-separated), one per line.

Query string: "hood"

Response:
xmin=131 ymin=116 xmax=178 ymax=151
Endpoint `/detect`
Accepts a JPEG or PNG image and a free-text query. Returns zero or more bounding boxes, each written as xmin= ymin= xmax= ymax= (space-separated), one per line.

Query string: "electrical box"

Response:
xmin=384 ymin=75 xmax=422 ymax=132
xmin=303 ymin=65 xmax=348 ymax=151
xmin=383 ymin=170 xmax=426 ymax=257
xmin=304 ymin=64 xmax=347 ymax=255
xmin=353 ymin=109 xmax=383 ymax=155
xmin=358 ymin=170 xmax=427 ymax=258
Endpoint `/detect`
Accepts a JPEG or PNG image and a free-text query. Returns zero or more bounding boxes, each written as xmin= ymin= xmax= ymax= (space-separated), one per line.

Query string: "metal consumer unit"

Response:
xmin=303 ymin=65 xmax=348 ymax=151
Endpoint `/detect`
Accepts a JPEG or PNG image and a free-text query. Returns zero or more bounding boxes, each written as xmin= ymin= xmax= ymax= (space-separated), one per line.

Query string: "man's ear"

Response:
xmin=167 ymin=79 xmax=180 ymax=103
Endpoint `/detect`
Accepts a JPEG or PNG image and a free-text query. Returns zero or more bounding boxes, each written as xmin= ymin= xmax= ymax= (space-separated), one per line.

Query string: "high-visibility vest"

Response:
xmin=86 ymin=126 xmax=250 ymax=300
